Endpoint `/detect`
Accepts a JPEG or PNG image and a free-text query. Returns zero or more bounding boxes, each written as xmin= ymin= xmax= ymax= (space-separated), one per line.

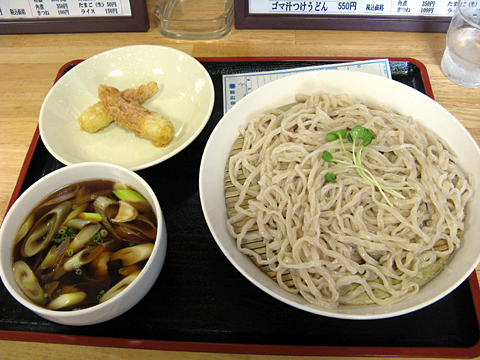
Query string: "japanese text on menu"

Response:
xmin=249 ymin=0 xmax=459 ymax=16
xmin=0 ymin=0 xmax=132 ymax=19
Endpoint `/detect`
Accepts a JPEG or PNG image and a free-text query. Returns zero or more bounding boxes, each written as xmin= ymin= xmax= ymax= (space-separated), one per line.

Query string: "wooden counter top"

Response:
xmin=1 ymin=1 xmax=479 ymax=359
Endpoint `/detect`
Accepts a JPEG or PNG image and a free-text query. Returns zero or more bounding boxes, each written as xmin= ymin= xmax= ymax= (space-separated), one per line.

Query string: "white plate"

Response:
xmin=39 ymin=45 xmax=214 ymax=171
xmin=199 ymin=70 xmax=480 ymax=320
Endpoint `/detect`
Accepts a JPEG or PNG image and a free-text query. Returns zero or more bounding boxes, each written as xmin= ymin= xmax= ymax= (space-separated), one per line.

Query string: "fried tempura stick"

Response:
xmin=77 ymin=102 xmax=113 ymax=133
xmin=121 ymin=81 xmax=159 ymax=103
xmin=78 ymin=81 xmax=159 ymax=133
xmin=98 ymin=84 xmax=174 ymax=147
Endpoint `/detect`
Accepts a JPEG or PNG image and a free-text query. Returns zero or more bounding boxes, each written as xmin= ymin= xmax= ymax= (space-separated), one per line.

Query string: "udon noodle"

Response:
xmin=226 ymin=91 xmax=473 ymax=308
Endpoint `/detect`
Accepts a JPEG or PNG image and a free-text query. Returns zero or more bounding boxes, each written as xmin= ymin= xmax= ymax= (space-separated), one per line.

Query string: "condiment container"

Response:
xmin=155 ymin=0 xmax=234 ymax=40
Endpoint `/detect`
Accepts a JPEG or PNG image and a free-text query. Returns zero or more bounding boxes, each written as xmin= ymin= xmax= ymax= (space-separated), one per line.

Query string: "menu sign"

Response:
xmin=0 ymin=0 xmax=132 ymax=19
xmin=0 ymin=0 xmax=148 ymax=34
xmin=248 ymin=0 xmax=457 ymax=16
xmin=235 ymin=0 xmax=456 ymax=31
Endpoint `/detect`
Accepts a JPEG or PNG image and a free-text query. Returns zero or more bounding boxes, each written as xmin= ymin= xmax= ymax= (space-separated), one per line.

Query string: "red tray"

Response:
xmin=1 ymin=57 xmax=479 ymax=358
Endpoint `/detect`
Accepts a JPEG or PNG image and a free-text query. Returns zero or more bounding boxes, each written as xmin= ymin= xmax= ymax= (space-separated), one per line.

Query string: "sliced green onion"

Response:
xmin=40 ymin=245 xmax=57 ymax=269
xmin=48 ymin=291 xmax=86 ymax=310
xmin=97 ymin=289 xmax=106 ymax=300
xmin=78 ymin=212 xmax=103 ymax=222
xmin=113 ymin=189 xmax=147 ymax=202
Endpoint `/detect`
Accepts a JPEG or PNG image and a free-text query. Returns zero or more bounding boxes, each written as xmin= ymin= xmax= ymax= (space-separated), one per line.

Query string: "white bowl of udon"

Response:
xmin=199 ymin=70 xmax=480 ymax=320
xmin=0 ymin=162 xmax=167 ymax=325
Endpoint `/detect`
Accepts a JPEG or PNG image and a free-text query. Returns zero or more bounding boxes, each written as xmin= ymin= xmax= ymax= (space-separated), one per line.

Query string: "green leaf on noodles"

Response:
xmin=326 ymin=129 xmax=347 ymax=142
xmin=325 ymin=172 xmax=337 ymax=183
xmin=350 ymin=125 xmax=367 ymax=139
xmin=323 ymin=125 xmax=411 ymax=207
xmin=322 ymin=151 xmax=334 ymax=163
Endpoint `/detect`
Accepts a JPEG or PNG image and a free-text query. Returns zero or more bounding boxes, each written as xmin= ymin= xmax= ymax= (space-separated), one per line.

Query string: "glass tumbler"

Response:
xmin=155 ymin=0 xmax=234 ymax=40
xmin=441 ymin=1 xmax=480 ymax=88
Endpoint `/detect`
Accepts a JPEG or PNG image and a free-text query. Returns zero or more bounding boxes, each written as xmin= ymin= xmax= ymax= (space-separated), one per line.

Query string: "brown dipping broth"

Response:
xmin=12 ymin=180 xmax=157 ymax=311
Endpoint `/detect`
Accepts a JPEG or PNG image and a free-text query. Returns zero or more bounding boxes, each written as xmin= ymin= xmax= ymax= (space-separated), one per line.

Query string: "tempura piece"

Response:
xmin=78 ymin=81 xmax=159 ymax=133
xmin=77 ymin=102 xmax=113 ymax=133
xmin=121 ymin=81 xmax=159 ymax=103
xmin=98 ymin=84 xmax=174 ymax=147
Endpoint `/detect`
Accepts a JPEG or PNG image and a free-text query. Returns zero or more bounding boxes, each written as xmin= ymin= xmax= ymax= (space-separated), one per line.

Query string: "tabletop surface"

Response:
xmin=1 ymin=1 xmax=480 ymax=359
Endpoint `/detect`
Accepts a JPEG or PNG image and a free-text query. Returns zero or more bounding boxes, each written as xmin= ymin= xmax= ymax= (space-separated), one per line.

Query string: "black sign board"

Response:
xmin=0 ymin=0 xmax=149 ymax=34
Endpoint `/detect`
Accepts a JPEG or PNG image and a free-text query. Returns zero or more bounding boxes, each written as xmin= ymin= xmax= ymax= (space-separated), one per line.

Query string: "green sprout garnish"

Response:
xmin=322 ymin=125 xmax=412 ymax=207
xmin=325 ymin=129 xmax=347 ymax=142
xmin=324 ymin=172 xmax=337 ymax=183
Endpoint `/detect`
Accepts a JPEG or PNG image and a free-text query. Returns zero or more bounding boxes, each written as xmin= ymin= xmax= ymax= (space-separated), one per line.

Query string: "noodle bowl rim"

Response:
xmin=199 ymin=69 xmax=480 ymax=320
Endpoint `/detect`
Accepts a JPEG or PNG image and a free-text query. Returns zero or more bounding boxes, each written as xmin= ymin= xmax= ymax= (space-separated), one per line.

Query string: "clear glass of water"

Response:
xmin=155 ymin=0 xmax=234 ymax=40
xmin=441 ymin=2 xmax=480 ymax=88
